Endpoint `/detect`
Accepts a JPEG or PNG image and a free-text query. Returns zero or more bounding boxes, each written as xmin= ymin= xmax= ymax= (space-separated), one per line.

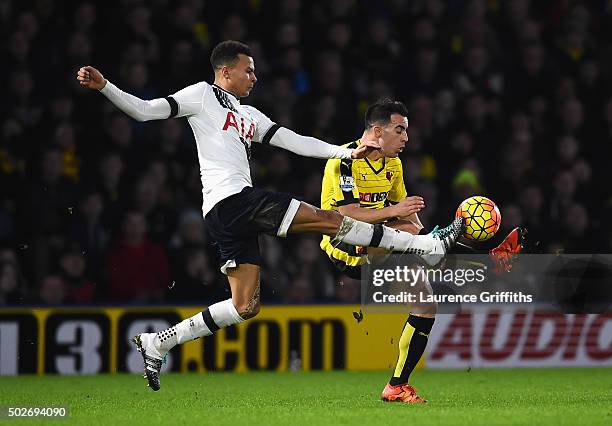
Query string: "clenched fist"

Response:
xmin=76 ymin=66 xmax=106 ymax=90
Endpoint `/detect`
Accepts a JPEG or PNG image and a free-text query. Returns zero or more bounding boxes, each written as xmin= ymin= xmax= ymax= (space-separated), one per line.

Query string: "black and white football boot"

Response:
xmin=422 ymin=216 xmax=466 ymax=266
xmin=132 ymin=333 xmax=163 ymax=391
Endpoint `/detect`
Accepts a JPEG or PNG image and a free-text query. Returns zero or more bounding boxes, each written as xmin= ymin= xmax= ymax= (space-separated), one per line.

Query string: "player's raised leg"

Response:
xmin=288 ymin=202 xmax=465 ymax=264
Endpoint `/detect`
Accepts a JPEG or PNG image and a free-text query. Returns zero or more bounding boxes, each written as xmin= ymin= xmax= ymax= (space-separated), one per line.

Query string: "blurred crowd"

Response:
xmin=1 ymin=0 xmax=612 ymax=306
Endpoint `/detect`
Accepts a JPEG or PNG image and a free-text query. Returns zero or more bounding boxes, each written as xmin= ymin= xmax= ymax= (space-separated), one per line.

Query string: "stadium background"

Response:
xmin=1 ymin=0 xmax=611 ymax=379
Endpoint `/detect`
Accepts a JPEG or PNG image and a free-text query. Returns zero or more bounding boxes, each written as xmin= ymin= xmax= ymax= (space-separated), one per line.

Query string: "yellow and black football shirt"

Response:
xmin=320 ymin=140 xmax=408 ymax=267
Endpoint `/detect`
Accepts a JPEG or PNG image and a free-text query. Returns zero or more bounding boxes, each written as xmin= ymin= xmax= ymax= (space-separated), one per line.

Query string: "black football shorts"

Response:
xmin=205 ymin=186 xmax=300 ymax=274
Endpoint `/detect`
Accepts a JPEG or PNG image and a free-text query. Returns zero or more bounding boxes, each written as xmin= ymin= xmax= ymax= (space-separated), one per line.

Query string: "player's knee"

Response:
xmin=411 ymin=303 xmax=437 ymax=317
xmin=427 ymin=303 xmax=438 ymax=316
xmin=316 ymin=208 xmax=343 ymax=233
xmin=431 ymin=303 xmax=438 ymax=316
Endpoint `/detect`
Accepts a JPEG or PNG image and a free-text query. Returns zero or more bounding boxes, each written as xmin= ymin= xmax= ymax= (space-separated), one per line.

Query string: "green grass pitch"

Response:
xmin=1 ymin=368 xmax=611 ymax=425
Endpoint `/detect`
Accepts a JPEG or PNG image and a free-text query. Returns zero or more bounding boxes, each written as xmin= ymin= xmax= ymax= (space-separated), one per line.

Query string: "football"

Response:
xmin=455 ymin=195 xmax=501 ymax=241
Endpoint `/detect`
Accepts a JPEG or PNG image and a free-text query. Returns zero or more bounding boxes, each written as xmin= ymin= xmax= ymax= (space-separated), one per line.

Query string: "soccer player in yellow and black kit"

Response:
xmin=320 ymin=99 xmax=525 ymax=403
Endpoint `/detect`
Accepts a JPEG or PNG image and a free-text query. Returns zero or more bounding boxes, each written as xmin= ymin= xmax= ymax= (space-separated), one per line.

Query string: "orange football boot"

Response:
xmin=381 ymin=383 xmax=427 ymax=403
xmin=489 ymin=227 xmax=527 ymax=274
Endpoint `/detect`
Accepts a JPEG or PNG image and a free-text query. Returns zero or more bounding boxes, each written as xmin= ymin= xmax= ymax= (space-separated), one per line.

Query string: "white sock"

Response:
xmin=155 ymin=299 xmax=245 ymax=354
xmin=331 ymin=216 xmax=373 ymax=245
xmin=380 ymin=227 xmax=434 ymax=255
xmin=208 ymin=298 xmax=245 ymax=327
xmin=332 ymin=216 xmax=434 ymax=254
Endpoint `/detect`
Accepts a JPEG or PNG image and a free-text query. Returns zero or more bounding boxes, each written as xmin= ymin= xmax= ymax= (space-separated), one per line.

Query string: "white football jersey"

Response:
xmin=169 ymin=82 xmax=275 ymax=215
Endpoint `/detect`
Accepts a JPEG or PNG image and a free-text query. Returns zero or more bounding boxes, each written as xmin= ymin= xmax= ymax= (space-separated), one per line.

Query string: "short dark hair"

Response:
xmin=364 ymin=99 xmax=409 ymax=128
xmin=210 ymin=41 xmax=252 ymax=69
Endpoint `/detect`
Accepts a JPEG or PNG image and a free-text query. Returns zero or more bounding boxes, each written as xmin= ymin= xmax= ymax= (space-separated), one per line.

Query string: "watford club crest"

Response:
xmin=386 ymin=171 xmax=393 ymax=181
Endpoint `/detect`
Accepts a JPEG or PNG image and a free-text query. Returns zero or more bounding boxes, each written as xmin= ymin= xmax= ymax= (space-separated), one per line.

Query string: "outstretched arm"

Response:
xmin=77 ymin=66 xmax=172 ymax=121
xmin=268 ymin=126 xmax=381 ymax=160
xmin=246 ymin=105 xmax=380 ymax=159
xmin=338 ymin=197 xmax=425 ymax=224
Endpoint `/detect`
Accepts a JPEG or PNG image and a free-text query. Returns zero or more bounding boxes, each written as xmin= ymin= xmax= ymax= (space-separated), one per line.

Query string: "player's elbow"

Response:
xmin=120 ymin=111 xmax=148 ymax=122
xmin=133 ymin=100 xmax=165 ymax=122
xmin=314 ymin=209 xmax=345 ymax=235
xmin=133 ymin=112 xmax=153 ymax=122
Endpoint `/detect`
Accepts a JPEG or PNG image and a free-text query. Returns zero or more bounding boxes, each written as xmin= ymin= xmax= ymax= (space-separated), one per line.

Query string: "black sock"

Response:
xmin=389 ymin=315 xmax=435 ymax=386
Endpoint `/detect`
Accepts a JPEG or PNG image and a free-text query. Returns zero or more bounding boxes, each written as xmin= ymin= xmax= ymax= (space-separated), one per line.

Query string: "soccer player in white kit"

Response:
xmin=77 ymin=41 xmax=464 ymax=391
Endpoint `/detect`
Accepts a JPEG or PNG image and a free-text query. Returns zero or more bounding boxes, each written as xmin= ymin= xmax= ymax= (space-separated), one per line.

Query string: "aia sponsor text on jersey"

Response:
xmin=222 ymin=111 xmax=255 ymax=143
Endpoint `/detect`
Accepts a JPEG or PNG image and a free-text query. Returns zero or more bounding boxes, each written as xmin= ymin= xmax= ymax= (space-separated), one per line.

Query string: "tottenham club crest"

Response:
xmin=339 ymin=176 xmax=355 ymax=192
